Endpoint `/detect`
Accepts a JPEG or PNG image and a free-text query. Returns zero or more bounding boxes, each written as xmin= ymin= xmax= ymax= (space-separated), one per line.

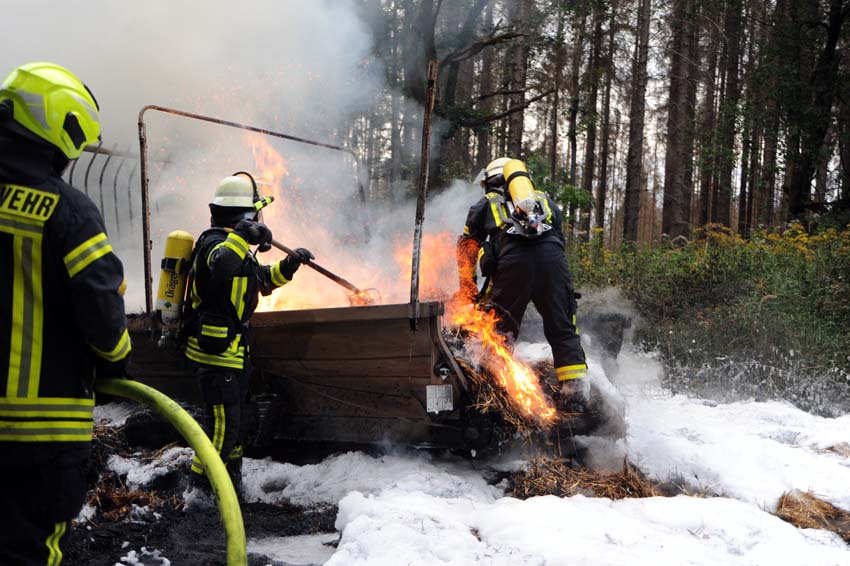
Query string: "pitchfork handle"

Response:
xmin=270 ymin=239 xmax=362 ymax=294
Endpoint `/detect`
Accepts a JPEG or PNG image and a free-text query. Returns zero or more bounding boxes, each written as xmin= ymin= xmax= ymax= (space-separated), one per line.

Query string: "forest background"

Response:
xmin=344 ymin=0 xmax=850 ymax=414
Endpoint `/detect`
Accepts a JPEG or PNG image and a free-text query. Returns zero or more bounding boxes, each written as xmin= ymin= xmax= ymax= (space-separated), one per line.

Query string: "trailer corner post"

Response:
xmin=409 ymin=59 xmax=440 ymax=330
xmin=138 ymin=106 xmax=154 ymax=315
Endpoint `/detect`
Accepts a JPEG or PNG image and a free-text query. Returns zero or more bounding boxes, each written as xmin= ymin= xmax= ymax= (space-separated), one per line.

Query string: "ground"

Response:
xmin=64 ymin=346 xmax=850 ymax=566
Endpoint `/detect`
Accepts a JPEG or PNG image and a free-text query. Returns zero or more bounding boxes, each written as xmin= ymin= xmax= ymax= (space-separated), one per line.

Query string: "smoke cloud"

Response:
xmin=3 ymin=0 xmax=475 ymax=311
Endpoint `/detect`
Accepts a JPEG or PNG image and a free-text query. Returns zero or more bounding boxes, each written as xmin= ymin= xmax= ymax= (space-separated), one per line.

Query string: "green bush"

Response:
xmin=573 ymin=224 xmax=850 ymax=416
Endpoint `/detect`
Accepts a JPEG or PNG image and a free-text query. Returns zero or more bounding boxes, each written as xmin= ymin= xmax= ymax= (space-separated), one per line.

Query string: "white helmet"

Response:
xmin=211 ymin=175 xmax=255 ymax=208
xmin=478 ymin=157 xmax=512 ymax=190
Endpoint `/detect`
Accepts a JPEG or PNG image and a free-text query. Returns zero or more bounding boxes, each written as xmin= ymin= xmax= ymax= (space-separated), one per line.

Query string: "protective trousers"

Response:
xmin=190 ymin=366 xmax=252 ymax=488
xmin=0 ymin=456 xmax=87 ymax=565
xmin=490 ymin=241 xmax=587 ymax=377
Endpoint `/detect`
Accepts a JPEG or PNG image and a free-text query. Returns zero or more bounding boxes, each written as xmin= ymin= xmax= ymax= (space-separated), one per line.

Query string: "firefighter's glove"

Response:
xmin=234 ymin=220 xmax=273 ymax=247
xmin=279 ymin=248 xmax=315 ymax=280
xmin=292 ymin=248 xmax=315 ymax=264
xmin=559 ymin=378 xmax=590 ymax=413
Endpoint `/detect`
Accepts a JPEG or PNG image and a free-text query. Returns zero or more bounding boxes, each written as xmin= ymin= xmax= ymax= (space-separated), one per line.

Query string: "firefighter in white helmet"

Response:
xmin=457 ymin=157 xmax=590 ymax=411
xmin=183 ymin=172 xmax=313 ymax=495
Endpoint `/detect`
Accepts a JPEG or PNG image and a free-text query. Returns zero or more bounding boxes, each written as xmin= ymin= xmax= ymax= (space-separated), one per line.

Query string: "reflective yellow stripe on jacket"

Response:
xmin=0 ymin=397 xmax=94 ymax=442
xmin=90 ymin=328 xmax=131 ymax=363
xmin=185 ymin=335 xmax=245 ymax=370
xmin=63 ymin=232 xmax=113 ymax=278
xmin=270 ymin=262 xmax=289 ymax=287
xmin=485 ymin=192 xmax=510 ymax=228
xmin=2 ymin=184 xmax=95 ymax=444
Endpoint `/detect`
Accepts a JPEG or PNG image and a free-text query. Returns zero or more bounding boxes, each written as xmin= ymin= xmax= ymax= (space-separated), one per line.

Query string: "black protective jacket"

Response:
xmin=183 ymin=228 xmax=289 ymax=371
xmin=457 ymin=189 xmax=565 ymax=288
xmin=0 ymin=129 xmax=130 ymax=467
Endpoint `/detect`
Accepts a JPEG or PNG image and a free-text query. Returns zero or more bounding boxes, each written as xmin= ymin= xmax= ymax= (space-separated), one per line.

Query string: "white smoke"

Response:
xmin=1 ymin=0 xmax=407 ymax=310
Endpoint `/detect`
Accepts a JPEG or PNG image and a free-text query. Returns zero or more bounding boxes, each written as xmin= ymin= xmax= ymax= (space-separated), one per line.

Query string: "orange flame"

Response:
xmin=392 ymin=232 xmax=456 ymax=301
xmin=241 ymin=134 xmax=555 ymax=424
xmin=246 ymin=132 xmax=289 ymax=203
xmin=448 ymin=300 xmax=557 ymax=424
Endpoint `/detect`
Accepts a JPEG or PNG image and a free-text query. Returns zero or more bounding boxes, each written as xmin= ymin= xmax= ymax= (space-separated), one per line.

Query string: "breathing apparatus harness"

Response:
xmin=500 ymin=159 xmax=552 ymax=238
xmin=155 ymin=171 xmax=275 ymax=348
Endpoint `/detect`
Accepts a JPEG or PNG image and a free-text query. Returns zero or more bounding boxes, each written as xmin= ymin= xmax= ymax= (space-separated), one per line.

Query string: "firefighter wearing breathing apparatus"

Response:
xmin=457 ymin=157 xmax=589 ymax=411
xmin=183 ymin=172 xmax=313 ymax=494
xmin=0 ymin=63 xmax=131 ymax=564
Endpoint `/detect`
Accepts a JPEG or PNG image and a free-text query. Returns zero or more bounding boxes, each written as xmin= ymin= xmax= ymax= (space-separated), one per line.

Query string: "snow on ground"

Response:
xmin=95 ymin=342 xmax=849 ymax=564
xmin=94 ymin=402 xmax=139 ymax=428
xmin=107 ymin=447 xmax=194 ymax=490
xmin=247 ymin=533 xmax=338 ymax=565
xmin=614 ymin=349 xmax=850 ymax=512
xmin=238 ymin=449 xmax=848 ymax=565
xmin=238 ymin=344 xmax=849 ymax=565
xmin=328 ymin=491 xmax=848 ymax=566
xmin=242 ymin=450 xmax=501 ymax=507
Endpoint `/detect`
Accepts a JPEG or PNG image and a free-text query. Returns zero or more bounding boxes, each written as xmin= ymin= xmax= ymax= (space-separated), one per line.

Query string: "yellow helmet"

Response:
xmin=0 ymin=62 xmax=101 ymax=159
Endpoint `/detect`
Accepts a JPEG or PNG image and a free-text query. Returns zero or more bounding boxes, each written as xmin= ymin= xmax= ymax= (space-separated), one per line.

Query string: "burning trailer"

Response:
xmin=123 ymin=102 xmax=626 ymax=462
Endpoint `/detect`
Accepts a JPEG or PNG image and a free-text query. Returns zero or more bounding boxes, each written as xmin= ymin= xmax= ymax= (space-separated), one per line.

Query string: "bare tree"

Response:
xmin=622 ymin=0 xmax=651 ymax=243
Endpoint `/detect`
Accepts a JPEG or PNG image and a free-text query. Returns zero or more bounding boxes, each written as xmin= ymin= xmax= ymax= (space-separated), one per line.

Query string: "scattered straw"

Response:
xmin=775 ymin=490 xmax=850 ymax=543
xmin=510 ymin=458 xmax=660 ymax=500
xmin=92 ymin=484 xmax=182 ymax=522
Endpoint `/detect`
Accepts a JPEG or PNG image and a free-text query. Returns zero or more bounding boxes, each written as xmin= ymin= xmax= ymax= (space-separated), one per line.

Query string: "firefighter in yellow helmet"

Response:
xmin=0 ymin=63 xmax=131 ymax=564
xmin=457 ymin=157 xmax=589 ymax=410
xmin=183 ymin=172 xmax=312 ymax=496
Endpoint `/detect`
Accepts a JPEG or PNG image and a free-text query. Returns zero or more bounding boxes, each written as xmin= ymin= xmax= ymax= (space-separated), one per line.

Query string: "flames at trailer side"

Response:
xmin=245 ymin=133 xmax=556 ymax=425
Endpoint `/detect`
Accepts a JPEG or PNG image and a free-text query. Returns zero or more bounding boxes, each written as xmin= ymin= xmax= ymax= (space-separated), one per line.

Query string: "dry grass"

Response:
xmin=86 ymin=425 xmax=184 ymax=523
xmin=91 ymin=484 xmax=183 ymax=522
xmin=510 ymin=458 xmax=661 ymax=500
xmin=775 ymin=490 xmax=850 ymax=543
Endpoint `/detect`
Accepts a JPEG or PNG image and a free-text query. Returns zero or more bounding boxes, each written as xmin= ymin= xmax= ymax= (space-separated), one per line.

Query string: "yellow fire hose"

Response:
xmin=95 ymin=378 xmax=247 ymax=566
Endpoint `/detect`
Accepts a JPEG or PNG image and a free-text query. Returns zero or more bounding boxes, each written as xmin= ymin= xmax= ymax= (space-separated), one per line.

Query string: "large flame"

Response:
xmin=447 ymin=299 xmax=558 ymax=424
xmin=243 ymin=133 xmax=556 ymax=424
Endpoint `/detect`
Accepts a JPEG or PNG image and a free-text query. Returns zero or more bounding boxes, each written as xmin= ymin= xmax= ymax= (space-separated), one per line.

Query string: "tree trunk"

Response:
xmin=662 ymin=0 xmax=697 ymax=238
xmin=713 ymin=0 xmax=742 ymax=227
xmin=476 ymin=1 xmax=495 ymax=169
xmin=506 ymin=0 xmax=531 ymax=157
xmin=549 ymin=4 xmax=567 ymax=184
xmin=389 ymin=0 xmax=402 ymax=198
xmin=595 ymin=0 xmax=618 ymax=236
xmin=788 ymin=0 xmax=847 ymax=220
xmin=622 ymin=0 xmax=651 ymax=244
xmin=737 ymin=3 xmax=758 ymax=236
xmin=580 ymin=1 xmax=604 ymax=240
xmin=682 ymin=1 xmax=700 ymax=231
xmin=698 ymin=0 xmax=721 ymax=227
xmin=566 ymin=6 xmax=587 ymax=237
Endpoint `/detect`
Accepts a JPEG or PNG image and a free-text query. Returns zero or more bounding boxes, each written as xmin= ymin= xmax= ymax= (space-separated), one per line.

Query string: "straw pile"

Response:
xmin=510 ymin=457 xmax=660 ymax=500
xmin=775 ymin=490 xmax=850 ymax=543
xmin=455 ymin=357 xmax=555 ymax=435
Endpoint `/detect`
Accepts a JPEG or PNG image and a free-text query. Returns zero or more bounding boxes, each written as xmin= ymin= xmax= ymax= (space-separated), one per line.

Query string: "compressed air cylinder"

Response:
xmin=155 ymin=230 xmax=195 ymax=327
xmin=503 ymin=159 xmax=537 ymax=215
